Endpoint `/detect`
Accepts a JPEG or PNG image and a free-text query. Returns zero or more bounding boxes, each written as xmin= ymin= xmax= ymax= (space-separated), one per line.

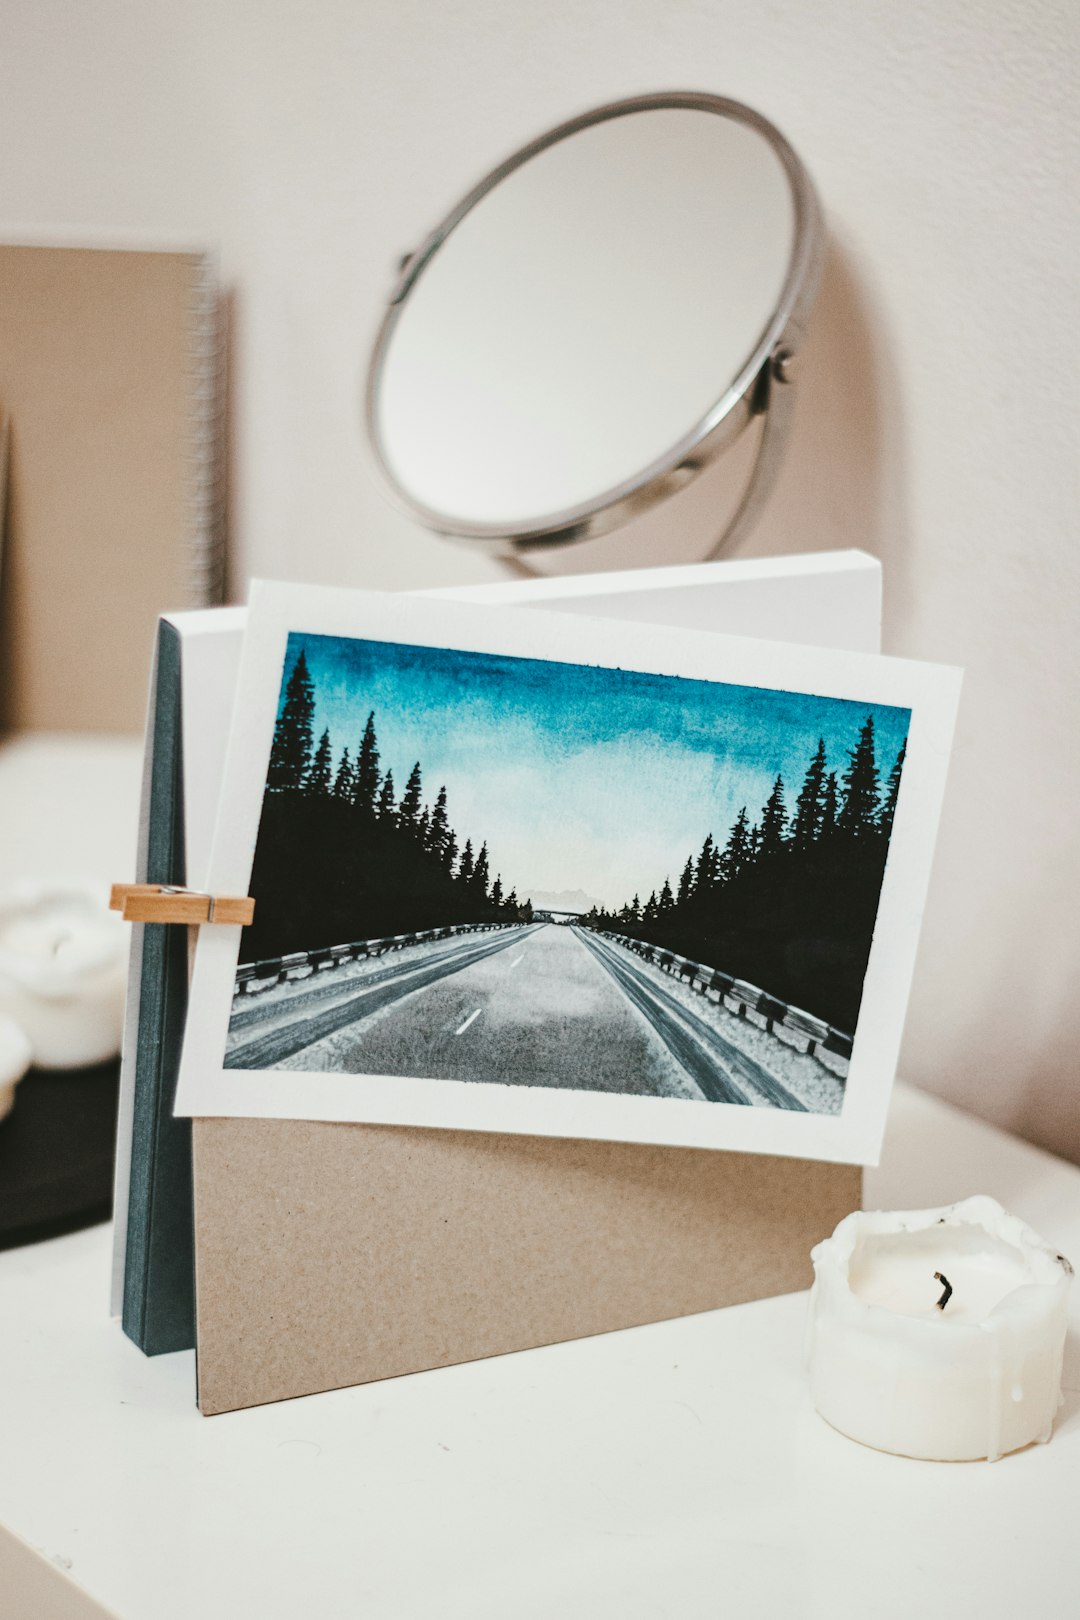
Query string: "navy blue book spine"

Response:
xmin=121 ymin=621 xmax=196 ymax=1354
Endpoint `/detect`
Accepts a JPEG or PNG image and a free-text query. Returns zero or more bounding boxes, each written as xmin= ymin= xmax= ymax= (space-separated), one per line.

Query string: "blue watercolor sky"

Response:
xmin=275 ymin=634 xmax=911 ymax=909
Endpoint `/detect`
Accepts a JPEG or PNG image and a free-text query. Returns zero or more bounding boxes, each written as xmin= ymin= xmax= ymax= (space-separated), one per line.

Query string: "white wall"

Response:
xmin=3 ymin=1 xmax=1078 ymax=1160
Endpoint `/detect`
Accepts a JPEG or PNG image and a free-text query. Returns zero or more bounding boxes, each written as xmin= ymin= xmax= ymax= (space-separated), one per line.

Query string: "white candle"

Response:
xmin=0 ymin=1013 xmax=33 ymax=1122
xmin=808 ymin=1196 xmax=1073 ymax=1461
xmin=0 ymin=881 xmax=128 ymax=1069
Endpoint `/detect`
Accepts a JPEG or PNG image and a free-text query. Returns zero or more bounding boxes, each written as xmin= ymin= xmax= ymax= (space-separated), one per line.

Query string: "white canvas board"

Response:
xmin=175 ymin=578 xmax=959 ymax=1165
xmin=428 ymin=549 xmax=881 ymax=650
xmin=176 ymin=607 xmax=250 ymax=887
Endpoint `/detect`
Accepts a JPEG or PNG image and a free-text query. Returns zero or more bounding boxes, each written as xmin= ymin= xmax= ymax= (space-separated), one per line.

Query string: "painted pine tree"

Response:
xmin=758 ymin=775 xmax=788 ymax=858
xmin=878 ymin=740 xmax=907 ymax=836
xmin=791 ymin=738 xmax=827 ymax=850
xmin=377 ymin=768 xmax=396 ymax=822
xmin=719 ymin=807 xmax=752 ymax=881
xmin=429 ymin=785 xmax=451 ymax=864
xmin=305 ymin=728 xmax=333 ymax=796
xmin=693 ymin=834 xmax=718 ymax=896
xmin=399 ymin=763 xmax=423 ymax=833
xmin=838 ymin=716 xmax=880 ymax=839
xmin=352 ymin=712 xmax=381 ymax=818
xmin=267 ymin=648 xmax=315 ymax=789
xmin=820 ymin=771 xmax=840 ymax=840
xmin=332 ymin=747 xmax=354 ymax=800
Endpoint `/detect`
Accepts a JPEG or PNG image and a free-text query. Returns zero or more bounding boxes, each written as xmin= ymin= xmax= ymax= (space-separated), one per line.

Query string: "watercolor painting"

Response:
xmin=223 ymin=632 xmax=911 ymax=1116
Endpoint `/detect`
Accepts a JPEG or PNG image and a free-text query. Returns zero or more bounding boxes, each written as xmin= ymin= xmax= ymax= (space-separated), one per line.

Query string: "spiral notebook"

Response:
xmin=0 ymin=242 xmax=224 ymax=734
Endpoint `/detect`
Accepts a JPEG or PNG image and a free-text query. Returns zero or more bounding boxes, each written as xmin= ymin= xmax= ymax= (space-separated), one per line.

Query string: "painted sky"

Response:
xmin=275 ymin=633 xmax=911 ymax=909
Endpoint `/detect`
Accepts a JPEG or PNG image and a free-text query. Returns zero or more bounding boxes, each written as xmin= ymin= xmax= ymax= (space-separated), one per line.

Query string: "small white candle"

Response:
xmin=0 ymin=1013 xmax=33 ymax=1122
xmin=809 ymin=1196 xmax=1073 ymax=1461
xmin=0 ymin=881 xmax=127 ymax=1070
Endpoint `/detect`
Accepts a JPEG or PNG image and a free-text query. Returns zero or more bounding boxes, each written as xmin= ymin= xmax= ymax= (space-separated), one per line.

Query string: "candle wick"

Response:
xmin=934 ymin=1271 xmax=953 ymax=1311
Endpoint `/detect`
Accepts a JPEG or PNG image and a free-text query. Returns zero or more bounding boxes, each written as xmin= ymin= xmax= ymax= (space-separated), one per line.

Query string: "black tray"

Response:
xmin=0 ymin=1059 xmax=119 ymax=1250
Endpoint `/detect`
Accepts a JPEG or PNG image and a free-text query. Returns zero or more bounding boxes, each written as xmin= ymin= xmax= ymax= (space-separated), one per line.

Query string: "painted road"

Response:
xmin=227 ymin=930 xmax=527 ymax=1036
xmin=573 ymin=928 xmax=806 ymax=1110
xmin=272 ymin=919 xmax=696 ymax=1097
xmin=225 ymin=924 xmax=541 ymax=1069
xmin=228 ymin=921 xmax=810 ymax=1108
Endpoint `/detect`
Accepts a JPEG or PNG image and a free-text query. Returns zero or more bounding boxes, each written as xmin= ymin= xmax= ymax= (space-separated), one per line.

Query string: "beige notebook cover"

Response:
xmin=193 ymin=1118 xmax=859 ymax=1415
xmin=0 ymin=244 xmax=223 ymax=734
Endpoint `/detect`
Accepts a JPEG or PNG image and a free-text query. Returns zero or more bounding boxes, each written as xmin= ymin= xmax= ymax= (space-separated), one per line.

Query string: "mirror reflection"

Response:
xmin=369 ymin=97 xmax=814 ymax=551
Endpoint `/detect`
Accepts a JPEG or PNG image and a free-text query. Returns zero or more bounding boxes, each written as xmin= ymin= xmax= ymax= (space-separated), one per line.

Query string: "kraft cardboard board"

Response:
xmin=0 ymin=243 xmax=222 ymax=734
xmin=193 ymin=1116 xmax=861 ymax=1415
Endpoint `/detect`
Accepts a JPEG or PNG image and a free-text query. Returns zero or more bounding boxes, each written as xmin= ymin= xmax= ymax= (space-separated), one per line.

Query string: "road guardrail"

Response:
xmin=235 ymin=921 xmax=515 ymax=995
xmin=594 ymin=930 xmax=852 ymax=1069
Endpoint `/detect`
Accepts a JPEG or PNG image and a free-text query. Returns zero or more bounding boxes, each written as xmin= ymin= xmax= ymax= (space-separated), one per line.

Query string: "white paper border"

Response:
xmin=176 ymin=580 xmax=961 ymax=1166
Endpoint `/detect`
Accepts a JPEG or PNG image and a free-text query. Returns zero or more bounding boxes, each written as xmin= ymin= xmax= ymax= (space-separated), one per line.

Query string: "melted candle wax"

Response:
xmin=808 ymin=1196 xmax=1073 ymax=1462
xmin=0 ymin=882 xmax=127 ymax=1070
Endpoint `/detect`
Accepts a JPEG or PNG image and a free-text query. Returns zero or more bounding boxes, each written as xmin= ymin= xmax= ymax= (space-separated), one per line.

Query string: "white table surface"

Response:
xmin=1 ymin=736 xmax=1077 ymax=1618
xmin=0 ymin=1083 xmax=1076 ymax=1620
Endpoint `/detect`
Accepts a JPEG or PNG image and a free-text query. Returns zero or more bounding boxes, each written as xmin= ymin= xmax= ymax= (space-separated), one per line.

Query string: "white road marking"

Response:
xmin=454 ymin=1008 xmax=482 ymax=1036
xmin=507 ymin=954 xmax=525 ymax=970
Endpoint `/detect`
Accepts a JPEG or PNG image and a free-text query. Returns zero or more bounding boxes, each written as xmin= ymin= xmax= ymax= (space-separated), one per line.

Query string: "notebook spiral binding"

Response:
xmin=184 ymin=253 xmax=226 ymax=609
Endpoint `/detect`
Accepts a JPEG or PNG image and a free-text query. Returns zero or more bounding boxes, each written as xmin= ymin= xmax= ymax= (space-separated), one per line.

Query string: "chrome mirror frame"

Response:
xmin=365 ymin=91 xmax=824 ymax=560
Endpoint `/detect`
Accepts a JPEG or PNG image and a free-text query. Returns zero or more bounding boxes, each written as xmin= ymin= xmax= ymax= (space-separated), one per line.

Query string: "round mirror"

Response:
xmin=367 ymin=92 xmax=822 ymax=557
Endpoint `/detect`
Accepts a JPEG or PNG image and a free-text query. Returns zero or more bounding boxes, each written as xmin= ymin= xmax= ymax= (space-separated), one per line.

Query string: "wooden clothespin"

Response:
xmin=109 ymin=884 xmax=255 ymax=927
